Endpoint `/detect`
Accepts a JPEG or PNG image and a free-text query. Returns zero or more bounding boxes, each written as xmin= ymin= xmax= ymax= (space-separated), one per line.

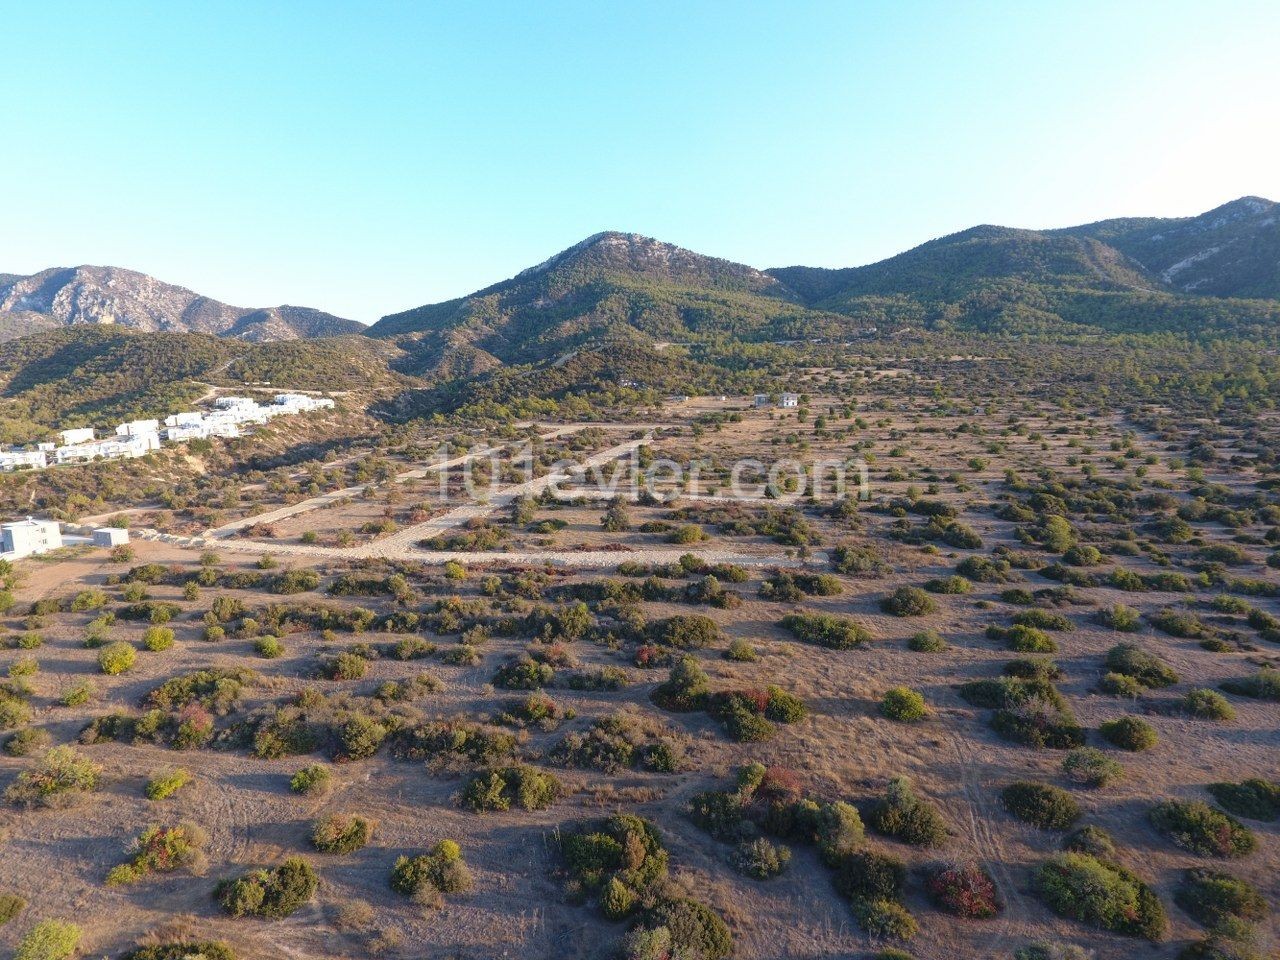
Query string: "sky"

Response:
xmin=2 ymin=1 xmax=1278 ymax=324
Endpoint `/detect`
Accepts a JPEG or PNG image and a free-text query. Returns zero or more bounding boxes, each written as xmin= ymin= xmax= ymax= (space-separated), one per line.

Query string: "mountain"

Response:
xmin=0 ymin=325 xmax=409 ymax=442
xmin=0 ymin=265 xmax=364 ymax=342
xmin=367 ymin=232 xmax=852 ymax=372
xmin=1059 ymin=196 xmax=1280 ymax=299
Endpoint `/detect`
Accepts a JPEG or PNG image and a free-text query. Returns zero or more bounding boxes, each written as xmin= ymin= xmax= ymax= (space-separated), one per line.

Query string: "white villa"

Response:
xmin=0 ymin=392 xmax=336 ymax=472
xmin=0 ymin=518 xmax=63 ymax=559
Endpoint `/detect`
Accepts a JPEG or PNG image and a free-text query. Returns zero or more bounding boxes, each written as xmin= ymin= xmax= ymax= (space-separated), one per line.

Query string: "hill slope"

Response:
xmin=0 ymin=265 xmax=364 ymax=342
xmin=368 ymin=232 xmax=855 ymax=372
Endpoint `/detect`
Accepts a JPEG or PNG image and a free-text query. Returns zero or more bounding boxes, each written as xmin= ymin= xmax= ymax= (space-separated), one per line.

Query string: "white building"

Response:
xmin=1 ymin=518 xmax=62 ymax=559
xmin=59 ymin=427 xmax=95 ymax=445
xmin=54 ymin=432 xmax=160 ymax=464
xmin=754 ymin=394 xmax=771 ymax=407
xmin=92 ymin=527 xmax=130 ymax=547
xmin=115 ymin=419 xmax=161 ymax=437
xmin=779 ymin=393 xmax=800 ymax=408
xmin=0 ymin=450 xmax=48 ymax=472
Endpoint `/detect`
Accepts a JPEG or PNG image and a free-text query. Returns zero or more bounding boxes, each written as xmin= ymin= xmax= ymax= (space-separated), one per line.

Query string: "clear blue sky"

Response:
xmin=2 ymin=1 xmax=1277 ymax=323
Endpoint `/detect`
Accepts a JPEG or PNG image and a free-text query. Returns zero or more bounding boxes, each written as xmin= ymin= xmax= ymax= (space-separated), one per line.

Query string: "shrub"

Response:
xmin=644 ymin=898 xmax=733 ymax=959
xmin=780 ymin=612 xmax=873 ymax=649
xmin=1013 ymin=609 xmax=1074 ymax=631
xmin=1220 ymin=668 xmax=1280 ymax=700
xmin=255 ymin=635 xmax=285 ymax=659
xmin=98 ymin=640 xmax=137 ymax=675
xmin=866 ymin=777 xmax=948 ymax=846
xmin=991 ymin=696 xmax=1085 ymax=750
xmin=146 ymin=768 xmax=193 ymax=800
xmin=1061 ymin=748 xmax=1124 ymax=787
xmin=321 ymin=651 xmax=369 ymax=681
xmin=1001 ymin=782 xmax=1081 ymax=830
xmin=908 ymin=630 xmax=946 ymax=652
xmin=492 ymin=656 xmax=554 ymax=690
xmin=1100 ymin=716 xmax=1158 ymax=751
xmin=4 ymin=727 xmax=51 ymax=757
xmin=1149 ymin=800 xmax=1256 ymax=858
xmin=1034 ymin=852 xmax=1167 ymax=940
xmin=1099 ymin=671 xmax=1144 ymax=697
xmin=106 ymin=822 xmax=208 ymax=884
xmin=880 ymin=687 xmax=928 ymax=722
xmin=881 ymin=587 xmax=936 ymax=617
xmin=731 ymin=837 xmax=791 ymax=879
xmin=1097 ymin=603 xmax=1142 ymax=631
xmin=290 ymin=764 xmax=332 ymax=796
xmin=142 ymin=626 xmax=175 ymax=652
xmin=5 ymin=746 xmax=101 ymax=807
xmin=390 ymin=840 xmax=473 ymax=897
xmin=724 ymin=638 xmax=757 ymax=661
xmin=312 ymin=813 xmax=375 ymax=854
xmin=0 ymin=892 xmax=25 ymax=925
xmin=217 ymin=857 xmax=318 ymax=917
xmin=833 ymin=848 xmax=906 ymax=903
xmin=14 ymin=920 xmax=83 ymax=960
xmin=925 ymin=575 xmax=971 ymax=594
xmin=1182 ymin=689 xmax=1235 ymax=721
xmin=1063 ymin=824 xmax=1116 ymax=858
xmin=1106 ymin=643 xmax=1178 ymax=688
xmin=461 ymin=765 xmax=562 ymax=811
xmin=1175 ymin=868 xmax=1268 ymax=928
xmin=989 ymin=624 xmax=1058 ymax=653
xmin=1206 ymin=779 xmax=1280 ymax=821
xmin=814 ymin=800 xmax=865 ymax=864
xmin=1015 ymin=943 xmax=1096 ymax=960
xmin=925 ymin=860 xmax=1000 ymax=918
xmin=121 ymin=943 xmax=236 ymax=960
xmin=851 ymin=898 xmax=918 ymax=940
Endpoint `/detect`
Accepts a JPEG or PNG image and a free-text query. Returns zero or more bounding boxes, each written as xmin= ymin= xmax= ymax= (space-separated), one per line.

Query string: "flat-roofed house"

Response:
xmin=1 ymin=518 xmax=62 ymax=558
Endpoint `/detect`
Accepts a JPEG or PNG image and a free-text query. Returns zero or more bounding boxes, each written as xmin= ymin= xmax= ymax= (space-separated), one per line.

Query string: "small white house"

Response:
xmin=779 ymin=393 xmax=800 ymax=408
xmin=0 ymin=450 xmax=48 ymax=472
xmin=115 ymin=419 xmax=161 ymax=437
xmin=1 ymin=518 xmax=63 ymax=559
xmin=92 ymin=527 xmax=130 ymax=547
xmin=59 ymin=427 xmax=95 ymax=445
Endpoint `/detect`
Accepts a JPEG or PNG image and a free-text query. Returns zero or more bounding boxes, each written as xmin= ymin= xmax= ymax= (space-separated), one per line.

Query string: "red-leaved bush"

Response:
xmin=925 ymin=861 xmax=1001 ymax=919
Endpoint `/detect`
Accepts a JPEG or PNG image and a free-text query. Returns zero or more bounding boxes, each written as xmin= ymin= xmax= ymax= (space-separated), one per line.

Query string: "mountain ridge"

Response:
xmin=0 ymin=264 xmax=364 ymax=343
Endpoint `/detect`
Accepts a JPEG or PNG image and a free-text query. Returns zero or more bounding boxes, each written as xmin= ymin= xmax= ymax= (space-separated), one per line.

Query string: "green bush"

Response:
xmin=907 ymin=630 xmax=946 ymax=652
xmin=644 ymin=898 xmax=733 ymax=959
xmin=4 ymin=727 xmax=51 ymax=757
xmin=1206 ymin=779 xmax=1280 ymax=821
xmin=122 ymin=942 xmax=236 ymax=960
xmin=1063 ymin=824 xmax=1116 ymax=858
xmin=1149 ymin=800 xmax=1257 ymax=858
xmin=461 ymin=765 xmax=562 ymax=811
xmin=146 ymin=768 xmax=193 ymax=800
xmin=492 ymin=656 xmax=555 ymax=690
xmin=106 ymin=823 xmax=207 ymax=884
xmin=1183 ymin=689 xmax=1236 ymax=722
xmin=833 ymin=848 xmax=906 ymax=903
xmin=14 ymin=920 xmax=83 ymax=960
xmin=1100 ymin=716 xmax=1159 ymax=751
xmin=1099 ymin=671 xmax=1145 ymax=697
xmin=1106 ymin=643 xmax=1179 ymax=688
xmin=390 ymin=839 xmax=473 ymax=897
xmin=989 ymin=624 xmax=1058 ymax=653
xmin=1000 ymin=782 xmax=1081 ymax=830
xmin=216 ymin=857 xmax=318 ymax=917
xmin=312 ymin=813 xmax=375 ymax=854
xmin=779 ymin=612 xmax=873 ymax=649
xmin=879 ymin=687 xmax=929 ymax=722
xmin=731 ymin=837 xmax=791 ymax=879
xmin=1220 ymin=668 xmax=1280 ymax=701
xmin=98 ymin=640 xmax=137 ymax=675
xmin=1174 ymin=868 xmax=1268 ymax=928
xmin=1013 ymin=609 xmax=1074 ymax=631
xmin=881 ymin=587 xmax=937 ymax=617
xmin=866 ymin=777 xmax=949 ymax=846
xmin=1034 ymin=852 xmax=1167 ymax=940
xmin=851 ymin=897 xmax=918 ymax=940
xmin=142 ymin=626 xmax=175 ymax=651
xmin=1096 ymin=603 xmax=1142 ymax=631
xmin=254 ymin=635 xmax=285 ymax=659
xmin=4 ymin=745 xmax=101 ymax=807
xmin=1061 ymin=748 xmax=1124 ymax=787
xmin=289 ymin=764 xmax=332 ymax=796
